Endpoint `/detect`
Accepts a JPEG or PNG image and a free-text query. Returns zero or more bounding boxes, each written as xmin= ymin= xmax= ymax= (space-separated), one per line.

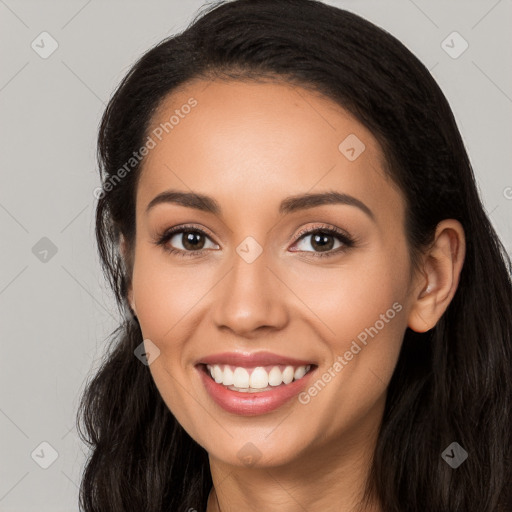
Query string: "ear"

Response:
xmin=407 ymin=219 xmax=466 ymax=333
xmin=120 ymin=233 xmax=136 ymax=314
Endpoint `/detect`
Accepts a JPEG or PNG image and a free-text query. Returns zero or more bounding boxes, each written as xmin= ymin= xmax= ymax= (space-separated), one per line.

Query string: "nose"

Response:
xmin=211 ymin=246 xmax=289 ymax=338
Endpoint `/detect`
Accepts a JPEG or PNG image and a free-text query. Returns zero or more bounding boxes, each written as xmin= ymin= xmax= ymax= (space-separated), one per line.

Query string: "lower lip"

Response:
xmin=196 ymin=364 xmax=316 ymax=416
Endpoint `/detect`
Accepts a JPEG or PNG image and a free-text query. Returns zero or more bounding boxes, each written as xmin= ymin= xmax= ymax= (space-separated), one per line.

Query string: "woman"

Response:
xmin=77 ymin=0 xmax=512 ymax=510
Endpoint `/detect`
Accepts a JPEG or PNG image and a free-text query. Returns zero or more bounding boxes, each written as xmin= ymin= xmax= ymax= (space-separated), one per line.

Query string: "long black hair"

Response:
xmin=76 ymin=1 xmax=512 ymax=510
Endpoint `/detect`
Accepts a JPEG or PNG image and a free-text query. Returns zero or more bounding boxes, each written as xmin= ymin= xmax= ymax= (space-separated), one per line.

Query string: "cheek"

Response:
xmin=287 ymin=245 xmax=410 ymax=346
xmin=131 ymin=247 xmax=213 ymax=341
xmin=130 ymin=249 xmax=213 ymax=434
xmin=289 ymin=266 xmax=408 ymax=438
xmin=287 ymin=242 xmax=410 ymax=407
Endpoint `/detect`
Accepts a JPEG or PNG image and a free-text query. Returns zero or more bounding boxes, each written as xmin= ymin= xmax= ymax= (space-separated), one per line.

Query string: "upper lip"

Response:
xmin=196 ymin=351 xmax=316 ymax=368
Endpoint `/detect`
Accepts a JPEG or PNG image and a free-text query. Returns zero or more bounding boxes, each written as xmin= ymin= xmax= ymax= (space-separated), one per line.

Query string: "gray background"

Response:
xmin=1 ymin=1 xmax=511 ymax=510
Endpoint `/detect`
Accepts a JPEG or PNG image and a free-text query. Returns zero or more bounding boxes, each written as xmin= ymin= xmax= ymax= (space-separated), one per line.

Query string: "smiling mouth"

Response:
xmin=198 ymin=363 xmax=316 ymax=393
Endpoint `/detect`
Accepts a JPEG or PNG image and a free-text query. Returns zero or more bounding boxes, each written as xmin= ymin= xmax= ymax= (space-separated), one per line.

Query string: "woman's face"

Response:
xmin=127 ymin=79 xmax=420 ymax=469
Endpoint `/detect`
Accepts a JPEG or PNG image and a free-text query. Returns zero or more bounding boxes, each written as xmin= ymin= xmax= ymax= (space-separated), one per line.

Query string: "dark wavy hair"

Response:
xmin=76 ymin=0 xmax=512 ymax=510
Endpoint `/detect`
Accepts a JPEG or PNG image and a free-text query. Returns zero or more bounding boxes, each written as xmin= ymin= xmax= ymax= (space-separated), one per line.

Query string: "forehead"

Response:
xmin=136 ymin=79 xmax=403 ymax=222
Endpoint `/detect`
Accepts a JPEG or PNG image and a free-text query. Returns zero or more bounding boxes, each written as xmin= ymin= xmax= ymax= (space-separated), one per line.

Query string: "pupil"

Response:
xmin=312 ymin=233 xmax=334 ymax=252
xmin=183 ymin=231 xmax=204 ymax=250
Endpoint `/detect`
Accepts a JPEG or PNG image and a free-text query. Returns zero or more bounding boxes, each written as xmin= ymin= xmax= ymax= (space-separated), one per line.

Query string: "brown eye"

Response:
xmin=165 ymin=229 xmax=218 ymax=252
xmin=291 ymin=226 xmax=355 ymax=258
xmin=298 ymin=231 xmax=337 ymax=252
xmin=155 ymin=225 xmax=220 ymax=258
xmin=175 ymin=230 xmax=207 ymax=251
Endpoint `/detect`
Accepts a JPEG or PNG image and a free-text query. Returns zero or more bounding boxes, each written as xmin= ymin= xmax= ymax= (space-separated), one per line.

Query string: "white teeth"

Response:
xmin=233 ymin=367 xmax=250 ymax=388
xmin=206 ymin=363 xmax=312 ymax=390
xmin=268 ymin=366 xmax=282 ymax=386
xmin=213 ymin=365 xmax=223 ymax=383
xmin=282 ymin=365 xmax=294 ymax=384
xmin=249 ymin=367 xmax=269 ymax=389
xmin=294 ymin=366 xmax=307 ymax=380
xmin=223 ymin=365 xmax=234 ymax=386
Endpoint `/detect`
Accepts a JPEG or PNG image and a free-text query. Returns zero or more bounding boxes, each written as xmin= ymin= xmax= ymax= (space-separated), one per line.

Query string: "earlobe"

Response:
xmin=407 ymin=220 xmax=466 ymax=333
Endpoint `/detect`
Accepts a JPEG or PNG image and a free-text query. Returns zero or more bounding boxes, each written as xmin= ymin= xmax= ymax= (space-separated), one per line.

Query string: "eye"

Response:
xmin=154 ymin=224 xmax=219 ymax=258
xmin=153 ymin=223 xmax=356 ymax=259
xmin=290 ymin=225 xmax=355 ymax=258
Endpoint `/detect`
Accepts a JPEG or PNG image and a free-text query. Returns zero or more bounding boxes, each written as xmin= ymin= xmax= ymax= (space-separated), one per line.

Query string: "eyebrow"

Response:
xmin=145 ymin=189 xmax=375 ymax=220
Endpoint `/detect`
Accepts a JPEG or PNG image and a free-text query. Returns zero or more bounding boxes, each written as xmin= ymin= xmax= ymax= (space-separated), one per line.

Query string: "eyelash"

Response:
xmin=153 ymin=223 xmax=356 ymax=259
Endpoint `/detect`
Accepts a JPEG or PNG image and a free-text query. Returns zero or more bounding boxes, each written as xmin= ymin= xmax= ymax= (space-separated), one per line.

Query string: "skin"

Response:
xmin=121 ymin=79 xmax=465 ymax=512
